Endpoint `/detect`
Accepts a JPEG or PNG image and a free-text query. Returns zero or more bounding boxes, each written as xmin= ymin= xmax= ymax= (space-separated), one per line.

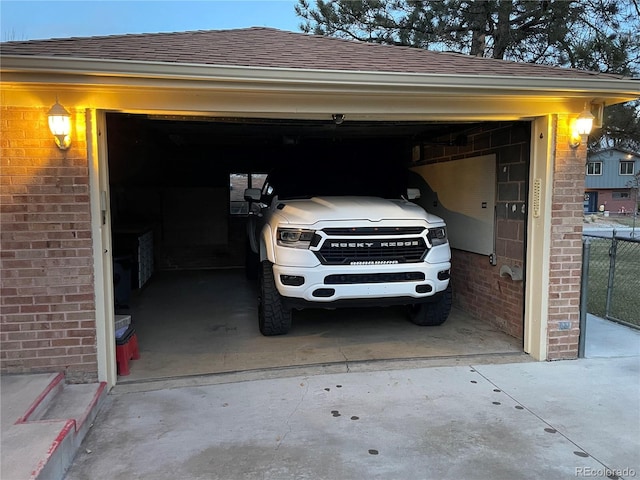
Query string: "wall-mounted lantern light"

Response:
xmin=569 ymin=104 xmax=595 ymax=149
xmin=47 ymin=100 xmax=71 ymax=150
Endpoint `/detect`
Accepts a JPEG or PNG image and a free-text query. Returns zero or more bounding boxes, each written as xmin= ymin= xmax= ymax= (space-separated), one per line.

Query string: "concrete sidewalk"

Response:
xmin=0 ymin=373 xmax=107 ymax=480
xmin=585 ymin=314 xmax=640 ymax=358
xmin=64 ymin=356 xmax=640 ymax=480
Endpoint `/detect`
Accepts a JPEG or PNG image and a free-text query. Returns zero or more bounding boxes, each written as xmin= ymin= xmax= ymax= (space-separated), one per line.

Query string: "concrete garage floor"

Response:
xmin=118 ymin=270 xmax=523 ymax=383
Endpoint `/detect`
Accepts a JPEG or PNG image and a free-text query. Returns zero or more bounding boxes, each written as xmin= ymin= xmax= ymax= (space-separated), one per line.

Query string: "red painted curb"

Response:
xmin=15 ymin=372 xmax=65 ymax=425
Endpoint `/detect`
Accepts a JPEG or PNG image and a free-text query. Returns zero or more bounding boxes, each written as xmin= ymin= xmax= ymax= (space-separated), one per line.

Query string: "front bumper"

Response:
xmin=273 ymin=261 xmax=451 ymax=305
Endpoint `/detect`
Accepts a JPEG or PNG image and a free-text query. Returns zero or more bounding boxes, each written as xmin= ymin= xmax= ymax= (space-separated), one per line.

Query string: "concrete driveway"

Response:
xmin=65 ymin=357 xmax=639 ymax=480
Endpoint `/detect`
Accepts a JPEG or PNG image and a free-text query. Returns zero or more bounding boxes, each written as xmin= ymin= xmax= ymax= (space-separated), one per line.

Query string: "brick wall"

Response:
xmin=587 ymin=189 xmax=636 ymax=216
xmin=0 ymin=106 xmax=98 ymax=382
xmin=546 ymin=115 xmax=586 ymax=360
xmin=417 ymin=122 xmax=528 ymax=340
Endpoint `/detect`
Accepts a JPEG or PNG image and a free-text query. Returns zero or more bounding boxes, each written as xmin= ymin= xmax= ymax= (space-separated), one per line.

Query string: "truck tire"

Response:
xmin=258 ymin=261 xmax=292 ymax=335
xmin=407 ymin=284 xmax=452 ymax=326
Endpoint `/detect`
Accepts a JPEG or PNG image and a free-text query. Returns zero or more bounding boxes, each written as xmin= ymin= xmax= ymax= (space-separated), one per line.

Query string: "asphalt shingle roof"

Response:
xmin=0 ymin=27 xmax=625 ymax=80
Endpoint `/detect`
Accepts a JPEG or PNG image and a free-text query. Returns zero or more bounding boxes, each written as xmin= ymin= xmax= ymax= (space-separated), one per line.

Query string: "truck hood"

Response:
xmin=273 ymin=196 xmax=444 ymax=225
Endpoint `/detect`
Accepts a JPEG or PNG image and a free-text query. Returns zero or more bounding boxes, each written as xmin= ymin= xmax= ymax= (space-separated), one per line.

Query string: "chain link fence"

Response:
xmin=583 ymin=233 xmax=640 ymax=327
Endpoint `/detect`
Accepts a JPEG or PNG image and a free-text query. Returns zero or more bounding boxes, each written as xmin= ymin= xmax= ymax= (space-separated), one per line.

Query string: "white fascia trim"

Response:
xmin=2 ymin=55 xmax=639 ymax=98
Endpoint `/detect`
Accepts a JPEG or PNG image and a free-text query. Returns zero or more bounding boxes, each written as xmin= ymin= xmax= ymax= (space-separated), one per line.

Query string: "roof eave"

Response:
xmin=2 ymin=55 xmax=639 ymax=102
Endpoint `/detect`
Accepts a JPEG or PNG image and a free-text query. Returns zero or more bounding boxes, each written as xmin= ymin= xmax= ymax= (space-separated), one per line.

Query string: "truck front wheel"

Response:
xmin=258 ymin=261 xmax=292 ymax=335
xmin=407 ymin=284 xmax=452 ymax=326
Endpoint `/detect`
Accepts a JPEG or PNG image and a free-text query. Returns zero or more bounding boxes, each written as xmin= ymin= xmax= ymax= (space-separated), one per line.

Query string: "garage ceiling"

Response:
xmin=144 ymin=115 xmax=475 ymax=147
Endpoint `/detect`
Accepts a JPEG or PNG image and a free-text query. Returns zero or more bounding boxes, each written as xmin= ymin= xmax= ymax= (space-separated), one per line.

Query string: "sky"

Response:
xmin=1 ymin=0 xmax=301 ymax=41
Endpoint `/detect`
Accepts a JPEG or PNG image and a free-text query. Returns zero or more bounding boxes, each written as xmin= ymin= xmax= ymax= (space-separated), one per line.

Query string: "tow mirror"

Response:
xmin=407 ymin=188 xmax=421 ymax=200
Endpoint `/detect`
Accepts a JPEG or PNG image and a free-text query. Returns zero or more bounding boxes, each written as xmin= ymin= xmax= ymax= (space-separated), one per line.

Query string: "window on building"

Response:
xmin=586 ymin=162 xmax=602 ymax=175
xmin=612 ymin=191 xmax=630 ymax=199
xmin=620 ymin=161 xmax=634 ymax=175
xmin=229 ymin=173 xmax=267 ymax=215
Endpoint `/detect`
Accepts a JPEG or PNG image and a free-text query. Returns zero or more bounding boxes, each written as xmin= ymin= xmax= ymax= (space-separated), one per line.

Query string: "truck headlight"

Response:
xmin=277 ymin=228 xmax=316 ymax=249
xmin=428 ymin=227 xmax=448 ymax=247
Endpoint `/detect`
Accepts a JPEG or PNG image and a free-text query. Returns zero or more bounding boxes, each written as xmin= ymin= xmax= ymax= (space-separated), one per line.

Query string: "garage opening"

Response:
xmin=105 ymin=113 xmax=528 ymax=382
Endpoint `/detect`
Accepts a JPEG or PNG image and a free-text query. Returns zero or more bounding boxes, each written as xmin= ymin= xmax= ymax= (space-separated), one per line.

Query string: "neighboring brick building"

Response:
xmin=1 ymin=28 xmax=639 ymax=386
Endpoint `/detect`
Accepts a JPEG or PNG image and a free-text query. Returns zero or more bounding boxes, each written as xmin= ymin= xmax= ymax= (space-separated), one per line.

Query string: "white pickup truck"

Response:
xmin=244 ymin=166 xmax=452 ymax=335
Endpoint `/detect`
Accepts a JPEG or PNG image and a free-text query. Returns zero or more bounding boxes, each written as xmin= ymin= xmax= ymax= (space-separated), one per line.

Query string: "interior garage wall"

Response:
xmin=0 ymin=106 xmax=99 ymax=382
xmin=106 ymin=115 xmax=239 ymax=271
xmin=413 ymin=122 xmax=530 ymax=340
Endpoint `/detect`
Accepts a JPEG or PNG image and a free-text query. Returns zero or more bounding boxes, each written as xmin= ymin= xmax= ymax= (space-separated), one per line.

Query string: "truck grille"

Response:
xmin=315 ymin=237 xmax=428 ymax=265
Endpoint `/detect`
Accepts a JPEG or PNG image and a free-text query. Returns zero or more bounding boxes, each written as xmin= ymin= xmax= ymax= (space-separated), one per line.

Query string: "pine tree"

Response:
xmin=296 ymin=0 xmax=640 ymax=149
